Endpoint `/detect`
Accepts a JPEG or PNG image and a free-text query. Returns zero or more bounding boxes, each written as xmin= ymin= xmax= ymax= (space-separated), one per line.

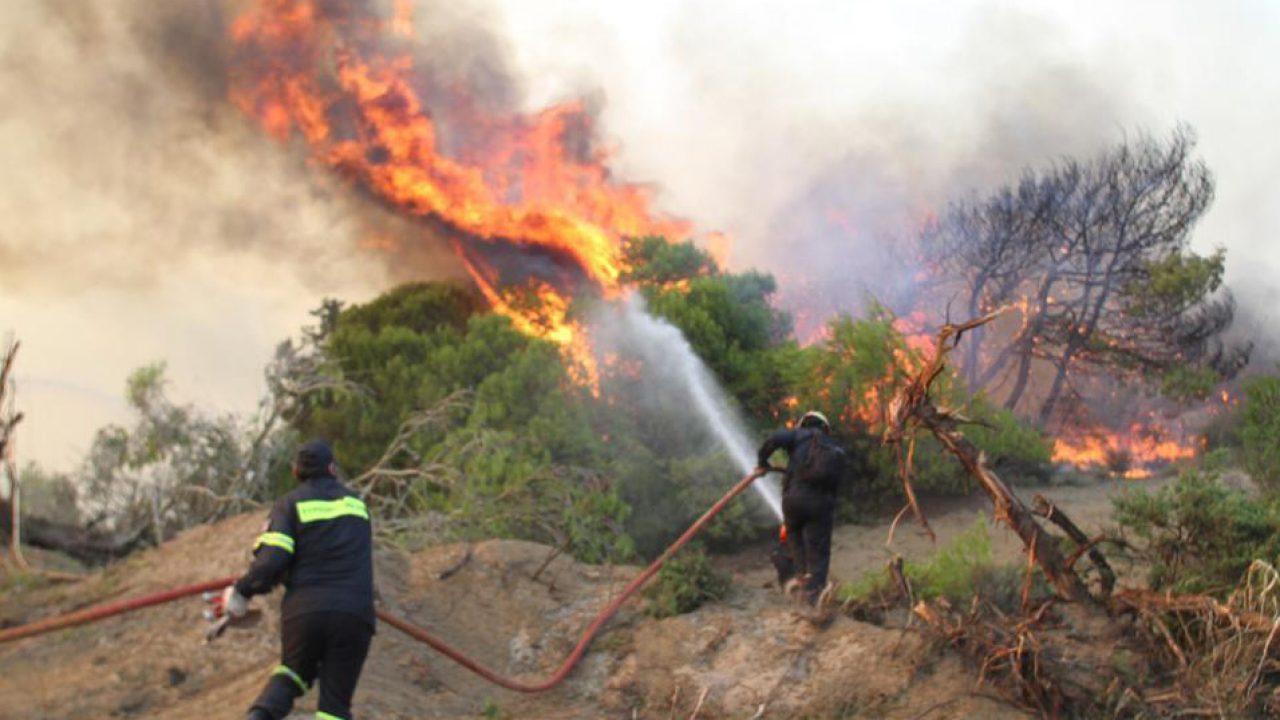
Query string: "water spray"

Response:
xmin=609 ymin=294 xmax=784 ymax=521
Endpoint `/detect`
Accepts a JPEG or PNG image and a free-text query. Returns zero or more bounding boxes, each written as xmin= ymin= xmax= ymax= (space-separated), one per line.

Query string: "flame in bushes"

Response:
xmin=1051 ymin=424 xmax=1199 ymax=478
xmin=228 ymin=0 xmax=690 ymax=387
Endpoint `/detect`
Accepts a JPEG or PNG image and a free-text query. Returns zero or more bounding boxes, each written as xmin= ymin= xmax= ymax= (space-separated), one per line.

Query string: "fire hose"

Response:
xmin=0 ymin=467 xmax=778 ymax=693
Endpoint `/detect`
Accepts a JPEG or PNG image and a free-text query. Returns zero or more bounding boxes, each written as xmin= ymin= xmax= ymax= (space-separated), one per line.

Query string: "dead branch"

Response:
xmin=889 ymin=435 xmax=935 ymax=544
xmin=0 ymin=340 xmax=20 ymax=432
xmin=1114 ymin=588 xmax=1277 ymax=635
xmin=890 ymin=556 xmax=915 ymax=608
xmin=1 ymin=340 xmax=29 ymax=569
xmin=883 ymin=307 xmax=1089 ymax=601
xmin=8 ymin=514 xmax=149 ymax=564
xmin=1032 ymin=495 xmax=1115 ymax=597
xmin=1112 ymin=561 xmax=1280 ymax=715
xmin=5 ymin=460 xmax=28 ymax=570
xmin=688 ymin=686 xmax=709 ymax=720
xmin=438 ymin=545 xmax=474 ymax=581
xmin=914 ymin=597 xmax=1070 ymax=717
xmin=350 ymin=389 xmax=474 ymax=507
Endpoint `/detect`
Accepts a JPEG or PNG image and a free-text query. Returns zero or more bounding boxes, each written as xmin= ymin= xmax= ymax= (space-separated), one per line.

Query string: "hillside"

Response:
xmin=0 ymin=503 xmax=1053 ymax=719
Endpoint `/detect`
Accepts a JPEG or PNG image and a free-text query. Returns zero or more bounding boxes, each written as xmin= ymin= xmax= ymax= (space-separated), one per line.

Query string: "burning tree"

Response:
xmin=928 ymin=127 xmax=1248 ymax=427
xmin=228 ymin=0 xmax=689 ymax=374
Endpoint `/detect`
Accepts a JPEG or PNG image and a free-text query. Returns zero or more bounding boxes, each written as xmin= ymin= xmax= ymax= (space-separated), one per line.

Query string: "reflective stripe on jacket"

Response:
xmin=235 ymin=475 xmax=375 ymax=628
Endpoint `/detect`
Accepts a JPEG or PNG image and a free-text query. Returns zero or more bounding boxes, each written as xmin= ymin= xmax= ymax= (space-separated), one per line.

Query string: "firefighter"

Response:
xmin=757 ymin=410 xmax=847 ymax=605
xmin=222 ymin=439 xmax=375 ymax=720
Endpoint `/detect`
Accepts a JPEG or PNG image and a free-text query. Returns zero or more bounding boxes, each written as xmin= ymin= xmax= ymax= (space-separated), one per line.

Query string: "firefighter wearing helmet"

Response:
xmin=222 ymin=440 xmax=375 ymax=720
xmin=757 ymin=410 xmax=847 ymax=606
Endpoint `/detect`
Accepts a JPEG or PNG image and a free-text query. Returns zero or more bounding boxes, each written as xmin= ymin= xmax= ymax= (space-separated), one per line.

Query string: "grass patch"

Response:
xmin=1 ymin=566 xmax=40 ymax=593
xmin=837 ymin=514 xmax=993 ymax=604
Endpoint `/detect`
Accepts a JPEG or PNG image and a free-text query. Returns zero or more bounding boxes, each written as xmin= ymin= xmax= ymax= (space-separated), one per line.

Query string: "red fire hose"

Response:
xmin=0 ymin=467 xmax=775 ymax=693
xmin=0 ymin=575 xmax=239 ymax=644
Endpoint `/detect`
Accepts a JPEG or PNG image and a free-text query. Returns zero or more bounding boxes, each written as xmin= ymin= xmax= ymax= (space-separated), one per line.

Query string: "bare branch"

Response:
xmin=883 ymin=306 xmax=1090 ymax=601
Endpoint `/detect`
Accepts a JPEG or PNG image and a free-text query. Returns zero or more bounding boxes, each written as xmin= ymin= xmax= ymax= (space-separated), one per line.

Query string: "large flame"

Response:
xmin=1051 ymin=423 xmax=1199 ymax=479
xmin=229 ymin=0 xmax=689 ymax=386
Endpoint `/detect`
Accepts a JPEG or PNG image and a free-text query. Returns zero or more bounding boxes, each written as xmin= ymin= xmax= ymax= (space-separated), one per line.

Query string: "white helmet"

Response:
xmin=798 ymin=410 xmax=831 ymax=432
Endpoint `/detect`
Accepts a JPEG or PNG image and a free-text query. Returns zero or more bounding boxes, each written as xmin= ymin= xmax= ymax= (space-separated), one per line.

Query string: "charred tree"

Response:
xmin=928 ymin=127 xmax=1249 ymax=423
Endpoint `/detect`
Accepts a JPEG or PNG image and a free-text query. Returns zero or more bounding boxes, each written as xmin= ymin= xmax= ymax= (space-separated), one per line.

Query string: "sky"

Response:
xmin=0 ymin=0 xmax=1277 ymax=470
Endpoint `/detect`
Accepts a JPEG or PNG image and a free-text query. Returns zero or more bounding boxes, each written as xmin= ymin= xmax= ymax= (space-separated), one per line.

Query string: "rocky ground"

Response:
xmin=0 ymin=473 xmax=1175 ymax=719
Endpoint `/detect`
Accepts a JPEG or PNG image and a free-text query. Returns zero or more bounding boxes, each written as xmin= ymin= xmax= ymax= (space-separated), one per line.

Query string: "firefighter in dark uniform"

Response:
xmin=757 ymin=410 xmax=846 ymax=605
xmin=222 ymin=439 xmax=375 ymax=720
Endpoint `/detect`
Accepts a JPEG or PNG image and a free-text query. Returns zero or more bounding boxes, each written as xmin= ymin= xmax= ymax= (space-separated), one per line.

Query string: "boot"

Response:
xmin=783 ymin=574 xmax=811 ymax=603
xmin=794 ymin=580 xmax=836 ymax=627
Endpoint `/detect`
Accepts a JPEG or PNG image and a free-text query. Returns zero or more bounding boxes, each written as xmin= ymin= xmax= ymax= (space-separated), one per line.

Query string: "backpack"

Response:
xmin=791 ymin=430 xmax=847 ymax=495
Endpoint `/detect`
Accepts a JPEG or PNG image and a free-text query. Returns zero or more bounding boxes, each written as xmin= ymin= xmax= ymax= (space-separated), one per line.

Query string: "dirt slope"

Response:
xmin=0 ymin=489 xmax=1123 ymax=719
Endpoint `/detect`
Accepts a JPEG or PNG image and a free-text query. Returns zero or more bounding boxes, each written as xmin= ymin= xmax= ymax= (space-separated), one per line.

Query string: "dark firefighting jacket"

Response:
xmin=234 ymin=475 xmax=375 ymax=628
xmin=757 ymin=427 xmax=845 ymax=497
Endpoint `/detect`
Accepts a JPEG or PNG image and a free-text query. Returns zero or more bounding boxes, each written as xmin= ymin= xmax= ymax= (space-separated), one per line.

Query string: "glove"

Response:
xmin=222 ymin=586 xmax=249 ymax=619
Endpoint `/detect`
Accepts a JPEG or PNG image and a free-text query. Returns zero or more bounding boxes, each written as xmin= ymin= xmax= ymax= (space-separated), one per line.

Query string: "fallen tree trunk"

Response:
xmin=1033 ymin=494 xmax=1116 ymax=597
xmin=884 ymin=308 xmax=1090 ymax=602
xmin=0 ymin=502 xmax=145 ymax=564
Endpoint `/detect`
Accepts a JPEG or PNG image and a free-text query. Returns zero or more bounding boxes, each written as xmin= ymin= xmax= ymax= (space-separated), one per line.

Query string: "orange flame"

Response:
xmin=892 ymin=311 xmax=935 ymax=362
xmin=229 ymin=1 xmax=689 ymax=386
xmin=1051 ymin=423 xmax=1198 ymax=478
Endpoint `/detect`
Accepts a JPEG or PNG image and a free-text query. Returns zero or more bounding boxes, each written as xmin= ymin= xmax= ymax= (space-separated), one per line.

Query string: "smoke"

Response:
xmin=494 ymin=1 xmax=1277 ymax=343
xmin=0 ymin=1 xmax=489 ymax=293
xmin=4 ymin=0 xmax=1277 ymax=468
xmin=0 ymin=0 xmax=444 ymax=467
xmin=613 ymin=4 xmax=1150 ymax=325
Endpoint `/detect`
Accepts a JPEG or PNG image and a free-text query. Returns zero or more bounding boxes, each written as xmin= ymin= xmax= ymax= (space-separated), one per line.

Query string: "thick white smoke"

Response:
xmin=3 ymin=0 xmax=1277 ymax=469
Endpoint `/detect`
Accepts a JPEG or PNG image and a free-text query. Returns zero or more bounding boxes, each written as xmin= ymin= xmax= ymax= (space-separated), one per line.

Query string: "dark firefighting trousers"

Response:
xmin=249 ymin=611 xmax=374 ymax=720
xmin=782 ymin=490 xmax=835 ymax=603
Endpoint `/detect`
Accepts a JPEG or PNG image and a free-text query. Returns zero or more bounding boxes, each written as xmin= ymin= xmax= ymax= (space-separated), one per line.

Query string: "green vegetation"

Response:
xmin=837 ymin=515 xmax=994 ymax=604
xmin=905 ymin=515 xmax=994 ymax=600
xmin=74 ymin=362 xmax=279 ymax=543
xmin=29 ymin=235 xmax=1070 ymax=567
xmin=285 ymin=282 xmax=632 ymax=562
xmin=643 ymin=545 xmax=730 ymax=618
xmin=1113 ymin=466 xmax=1280 ymax=594
xmin=14 ymin=463 xmax=79 ymax=525
xmin=1241 ymin=374 xmax=1280 ymax=490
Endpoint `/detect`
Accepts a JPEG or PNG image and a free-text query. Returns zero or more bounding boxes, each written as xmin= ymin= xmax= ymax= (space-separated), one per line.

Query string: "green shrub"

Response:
xmin=1241 ymin=375 xmax=1280 ymax=490
xmin=966 ymin=401 xmax=1053 ymax=483
xmin=837 ymin=514 xmax=993 ymax=604
xmin=423 ymin=428 xmax=634 ymax=564
xmin=644 ymin=545 xmax=729 ymax=618
xmin=1112 ymin=468 xmax=1280 ymax=594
